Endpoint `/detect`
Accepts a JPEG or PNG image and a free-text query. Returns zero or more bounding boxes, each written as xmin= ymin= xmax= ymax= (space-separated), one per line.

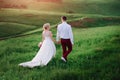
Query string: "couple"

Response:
xmin=19 ymin=16 xmax=74 ymax=68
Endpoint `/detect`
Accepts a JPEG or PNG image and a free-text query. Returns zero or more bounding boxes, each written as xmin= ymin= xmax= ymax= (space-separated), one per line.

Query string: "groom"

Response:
xmin=56 ymin=16 xmax=74 ymax=62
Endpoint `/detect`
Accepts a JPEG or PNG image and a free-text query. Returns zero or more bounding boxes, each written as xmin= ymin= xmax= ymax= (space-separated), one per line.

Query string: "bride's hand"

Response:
xmin=52 ymin=39 xmax=56 ymax=42
xmin=56 ymin=41 xmax=61 ymax=44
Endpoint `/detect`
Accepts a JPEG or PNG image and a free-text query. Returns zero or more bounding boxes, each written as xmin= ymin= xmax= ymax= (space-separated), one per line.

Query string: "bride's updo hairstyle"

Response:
xmin=43 ymin=23 xmax=50 ymax=30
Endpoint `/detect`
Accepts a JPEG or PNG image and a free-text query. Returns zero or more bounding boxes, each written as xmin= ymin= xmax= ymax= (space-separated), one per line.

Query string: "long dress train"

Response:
xmin=19 ymin=31 xmax=56 ymax=68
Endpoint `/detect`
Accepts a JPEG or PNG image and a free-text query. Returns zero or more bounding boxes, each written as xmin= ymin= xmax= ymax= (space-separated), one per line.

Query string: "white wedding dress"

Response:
xmin=19 ymin=31 xmax=56 ymax=68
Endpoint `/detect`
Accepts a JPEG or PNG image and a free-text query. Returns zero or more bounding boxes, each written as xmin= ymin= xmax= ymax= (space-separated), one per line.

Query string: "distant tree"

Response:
xmin=0 ymin=0 xmax=4 ymax=8
xmin=36 ymin=0 xmax=62 ymax=3
xmin=67 ymin=10 xmax=74 ymax=14
xmin=20 ymin=5 xmax=27 ymax=9
xmin=2 ymin=4 xmax=27 ymax=9
xmin=0 ymin=0 xmax=3 ymax=2
xmin=0 ymin=0 xmax=28 ymax=9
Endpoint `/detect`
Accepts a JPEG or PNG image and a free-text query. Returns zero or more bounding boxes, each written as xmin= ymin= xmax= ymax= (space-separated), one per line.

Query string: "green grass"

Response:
xmin=0 ymin=8 xmax=82 ymax=38
xmin=0 ymin=0 xmax=120 ymax=79
xmin=0 ymin=8 xmax=120 ymax=38
xmin=24 ymin=0 xmax=120 ymax=16
xmin=0 ymin=22 xmax=37 ymax=38
xmin=0 ymin=0 xmax=120 ymax=38
xmin=0 ymin=25 xmax=120 ymax=80
xmin=69 ymin=17 xmax=120 ymax=28
xmin=0 ymin=9 xmax=63 ymax=26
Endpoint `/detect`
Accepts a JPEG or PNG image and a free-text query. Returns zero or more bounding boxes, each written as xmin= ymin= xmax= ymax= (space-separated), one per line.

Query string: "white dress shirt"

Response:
xmin=56 ymin=22 xmax=74 ymax=44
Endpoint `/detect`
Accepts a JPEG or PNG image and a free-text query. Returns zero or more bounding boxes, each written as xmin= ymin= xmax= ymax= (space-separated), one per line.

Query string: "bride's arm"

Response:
xmin=50 ymin=31 xmax=56 ymax=43
xmin=42 ymin=31 xmax=45 ymax=42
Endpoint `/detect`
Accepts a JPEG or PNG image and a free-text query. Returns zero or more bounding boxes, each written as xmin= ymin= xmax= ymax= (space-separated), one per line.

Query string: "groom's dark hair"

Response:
xmin=62 ymin=16 xmax=67 ymax=21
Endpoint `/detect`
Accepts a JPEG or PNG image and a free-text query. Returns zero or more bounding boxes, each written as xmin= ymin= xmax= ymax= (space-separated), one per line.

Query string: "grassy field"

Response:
xmin=0 ymin=0 xmax=120 ymax=38
xmin=1 ymin=0 xmax=120 ymax=16
xmin=0 ymin=8 xmax=83 ymax=38
xmin=0 ymin=25 xmax=120 ymax=80
xmin=0 ymin=0 xmax=120 ymax=80
xmin=0 ymin=22 xmax=37 ymax=38
xmin=0 ymin=8 xmax=120 ymax=38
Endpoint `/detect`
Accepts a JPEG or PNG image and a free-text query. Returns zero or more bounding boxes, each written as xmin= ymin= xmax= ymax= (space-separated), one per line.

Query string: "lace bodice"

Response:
xmin=43 ymin=31 xmax=51 ymax=39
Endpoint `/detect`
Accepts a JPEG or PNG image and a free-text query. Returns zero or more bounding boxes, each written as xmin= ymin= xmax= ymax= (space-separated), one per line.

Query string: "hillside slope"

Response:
xmin=0 ymin=25 xmax=119 ymax=80
xmin=0 ymin=0 xmax=120 ymax=16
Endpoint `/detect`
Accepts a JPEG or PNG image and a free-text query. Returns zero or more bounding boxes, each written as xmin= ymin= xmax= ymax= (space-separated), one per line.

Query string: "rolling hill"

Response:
xmin=0 ymin=0 xmax=120 ymax=80
xmin=0 ymin=0 xmax=120 ymax=16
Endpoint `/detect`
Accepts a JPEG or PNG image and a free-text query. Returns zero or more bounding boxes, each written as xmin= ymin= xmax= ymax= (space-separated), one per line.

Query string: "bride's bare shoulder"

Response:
xmin=49 ymin=31 xmax=53 ymax=34
xmin=42 ymin=31 xmax=45 ymax=34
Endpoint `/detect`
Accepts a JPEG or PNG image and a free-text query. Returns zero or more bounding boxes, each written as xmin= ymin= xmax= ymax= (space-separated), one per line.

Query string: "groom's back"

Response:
xmin=58 ymin=22 xmax=71 ymax=39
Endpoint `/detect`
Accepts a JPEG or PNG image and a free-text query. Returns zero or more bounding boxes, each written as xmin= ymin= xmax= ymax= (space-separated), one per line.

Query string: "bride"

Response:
xmin=19 ymin=23 xmax=56 ymax=68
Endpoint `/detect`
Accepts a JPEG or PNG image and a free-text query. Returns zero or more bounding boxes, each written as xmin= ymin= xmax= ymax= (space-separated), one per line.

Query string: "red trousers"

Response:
xmin=61 ymin=38 xmax=72 ymax=60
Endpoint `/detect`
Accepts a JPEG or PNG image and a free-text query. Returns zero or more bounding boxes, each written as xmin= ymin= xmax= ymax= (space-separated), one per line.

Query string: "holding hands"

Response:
xmin=56 ymin=40 xmax=61 ymax=44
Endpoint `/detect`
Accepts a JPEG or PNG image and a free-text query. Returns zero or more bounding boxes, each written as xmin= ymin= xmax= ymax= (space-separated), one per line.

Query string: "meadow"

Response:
xmin=0 ymin=25 xmax=120 ymax=80
xmin=0 ymin=0 xmax=120 ymax=80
